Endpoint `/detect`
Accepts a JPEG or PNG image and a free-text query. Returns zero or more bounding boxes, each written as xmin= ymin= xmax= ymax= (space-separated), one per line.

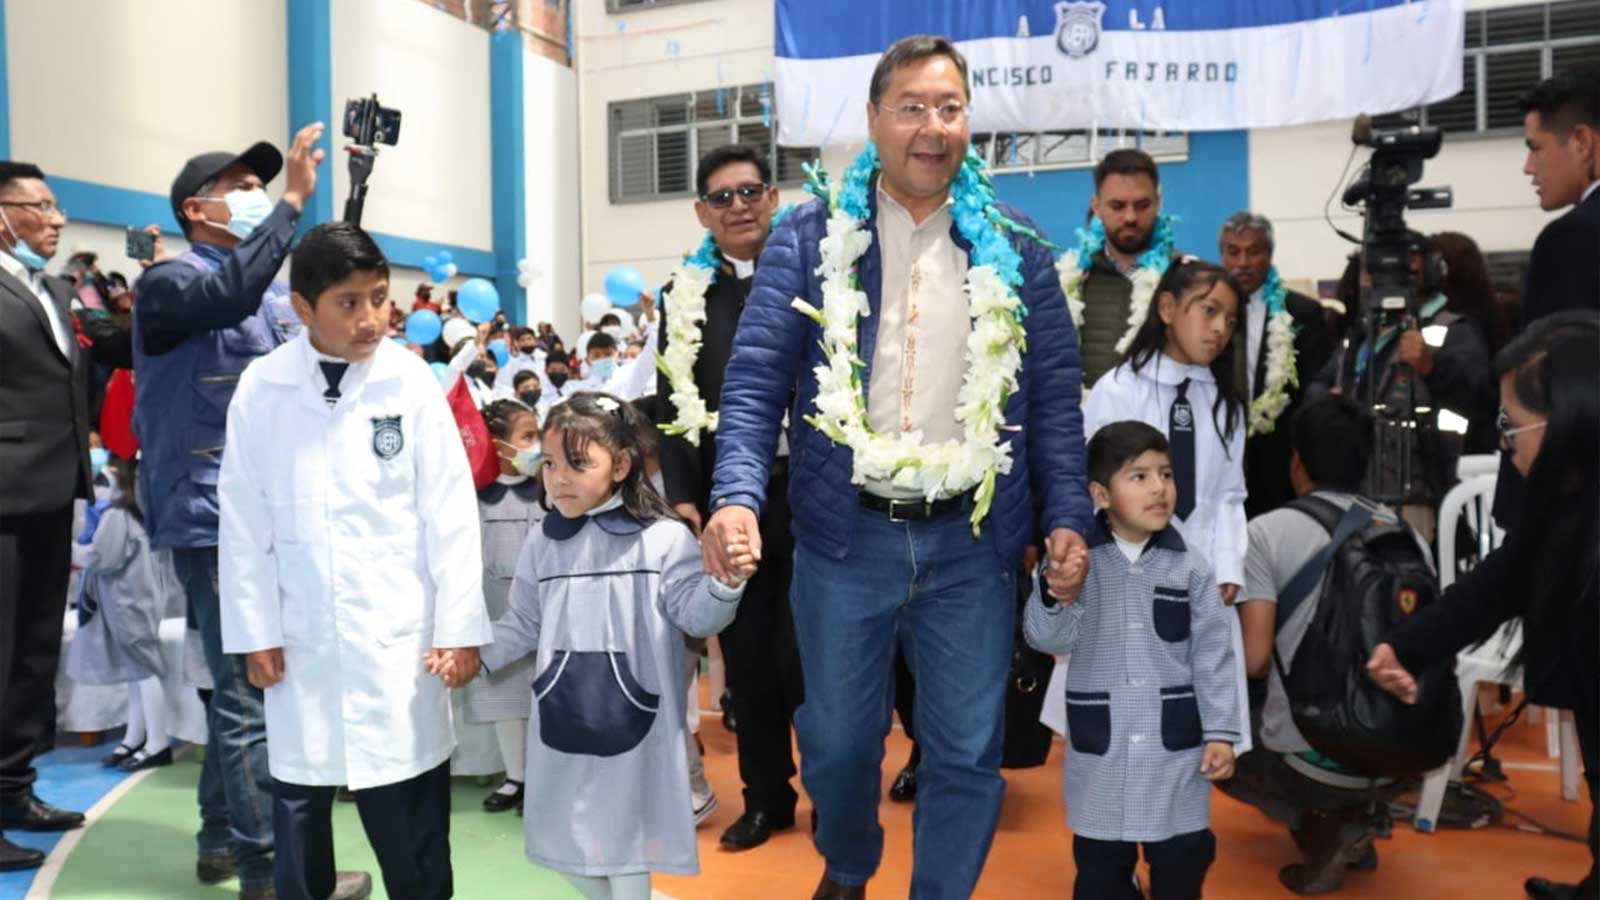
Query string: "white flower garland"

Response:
xmin=1247 ymin=267 xmax=1300 ymax=437
xmin=790 ymin=147 xmax=1029 ymax=532
xmin=1054 ymin=215 xmax=1177 ymax=357
xmin=656 ymin=207 xmax=794 ymax=446
xmin=655 ymin=260 xmax=719 ymax=445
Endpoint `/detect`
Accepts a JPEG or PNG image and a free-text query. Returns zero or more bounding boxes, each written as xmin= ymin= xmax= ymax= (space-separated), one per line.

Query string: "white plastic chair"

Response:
xmin=1413 ymin=472 xmax=1581 ymax=832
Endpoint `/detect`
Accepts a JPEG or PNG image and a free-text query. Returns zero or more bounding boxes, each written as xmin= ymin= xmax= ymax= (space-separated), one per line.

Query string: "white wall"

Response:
xmin=329 ymin=0 xmax=493 ymax=252
xmin=1250 ymin=119 xmax=1555 ymax=284
xmin=577 ymin=0 xmax=852 ymax=296
xmin=524 ymin=49 xmax=582 ymax=339
xmin=6 ymin=0 xmax=286 ymax=197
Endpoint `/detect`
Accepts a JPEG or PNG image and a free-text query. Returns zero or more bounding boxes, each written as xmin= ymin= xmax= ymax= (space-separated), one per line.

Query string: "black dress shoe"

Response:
xmin=888 ymin=764 xmax=917 ymax=803
xmin=1525 ymin=877 xmax=1581 ymax=900
xmin=483 ymin=780 xmax=524 ymax=813
xmin=719 ymin=809 xmax=795 ymax=850
xmin=0 ymin=835 xmax=45 ymax=872
xmin=721 ymin=692 xmax=737 ymax=733
xmin=811 ymin=874 xmax=866 ymax=899
xmin=0 ymin=792 xmax=85 ymax=831
xmin=101 ymin=743 xmax=140 ymax=768
xmin=119 ymin=746 xmax=174 ymax=772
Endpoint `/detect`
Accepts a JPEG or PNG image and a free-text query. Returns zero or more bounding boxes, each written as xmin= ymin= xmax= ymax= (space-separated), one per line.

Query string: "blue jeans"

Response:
xmin=174 ymin=546 xmax=275 ymax=889
xmin=791 ymin=504 xmax=1014 ymax=898
xmin=194 ymin=689 xmax=235 ymax=861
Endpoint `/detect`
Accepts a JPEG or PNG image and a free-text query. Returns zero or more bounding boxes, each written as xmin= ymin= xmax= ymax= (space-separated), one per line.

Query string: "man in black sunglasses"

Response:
xmin=656 ymin=144 xmax=803 ymax=854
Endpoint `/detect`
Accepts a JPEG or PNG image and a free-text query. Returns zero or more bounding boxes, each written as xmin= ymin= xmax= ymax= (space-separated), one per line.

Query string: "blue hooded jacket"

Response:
xmin=708 ymin=190 xmax=1093 ymax=565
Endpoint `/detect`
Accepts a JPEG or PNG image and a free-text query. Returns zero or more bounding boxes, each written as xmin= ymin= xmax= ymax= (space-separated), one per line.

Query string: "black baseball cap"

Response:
xmin=168 ymin=141 xmax=283 ymax=231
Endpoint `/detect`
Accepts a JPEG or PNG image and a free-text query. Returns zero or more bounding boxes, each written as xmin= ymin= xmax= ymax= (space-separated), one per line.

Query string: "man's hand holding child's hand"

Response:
xmin=715 ymin=533 xmax=759 ymax=590
xmin=1200 ymin=742 xmax=1235 ymax=781
xmin=423 ymin=647 xmax=482 ymax=688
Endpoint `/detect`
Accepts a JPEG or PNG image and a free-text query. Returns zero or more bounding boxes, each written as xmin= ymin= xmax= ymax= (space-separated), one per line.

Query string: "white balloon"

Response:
xmin=517 ymin=273 xmax=533 ymax=288
xmin=441 ymin=317 xmax=477 ymax=348
xmin=443 ymin=263 xmax=459 ymax=279
xmin=580 ymin=292 xmax=612 ymax=324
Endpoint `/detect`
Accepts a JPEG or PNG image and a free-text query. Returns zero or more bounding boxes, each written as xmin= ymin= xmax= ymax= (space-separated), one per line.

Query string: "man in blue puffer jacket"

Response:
xmin=700 ymin=35 xmax=1093 ymax=900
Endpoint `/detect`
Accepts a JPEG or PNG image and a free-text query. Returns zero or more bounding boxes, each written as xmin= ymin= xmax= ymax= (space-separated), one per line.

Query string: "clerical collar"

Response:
xmin=1583 ymin=179 xmax=1599 ymax=204
xmin=725 ymin=255 xmax=755 ymax=280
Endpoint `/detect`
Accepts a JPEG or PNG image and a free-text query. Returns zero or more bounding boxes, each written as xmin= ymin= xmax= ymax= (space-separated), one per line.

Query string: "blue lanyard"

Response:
xmin=1354 ymin=294 xmax=1447 ymax=380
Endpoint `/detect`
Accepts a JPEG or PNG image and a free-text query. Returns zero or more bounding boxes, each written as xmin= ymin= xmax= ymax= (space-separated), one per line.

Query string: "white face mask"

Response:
xmin=602 ymin=325 xmax=624 ymax=340
xmin=497 ymin=439 xmax=542 ymax=477
xmin=202 ymin=188 xmax=274 ymax=240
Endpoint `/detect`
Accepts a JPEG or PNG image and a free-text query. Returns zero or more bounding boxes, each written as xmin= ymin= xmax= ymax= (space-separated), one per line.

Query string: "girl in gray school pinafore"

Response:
xmin=464 ymin=477 xmax=544 ymax=725
xmin=479 ymin=495 xmax=743 ymax=877
xmin=64 ymin=505 xmax=167 ymax=686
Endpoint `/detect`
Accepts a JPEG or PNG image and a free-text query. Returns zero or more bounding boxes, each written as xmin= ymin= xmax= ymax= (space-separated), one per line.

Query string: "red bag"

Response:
xmin=447 ymin=375 xmax=499 ymax=490
xmin=100 ymin=369 xmax=139 ymax=459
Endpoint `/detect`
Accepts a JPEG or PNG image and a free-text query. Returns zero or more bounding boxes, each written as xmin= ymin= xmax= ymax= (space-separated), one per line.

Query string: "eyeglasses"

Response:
xmin=877 ymin=100 xmax=968 ymax=126
xmin=1496 ymin=408 xmax=1546 ymax=452
xmin=701 ymin=184 xmax=769 ymax=209
xmin=0 ymin=200 xmax=66 ymax=219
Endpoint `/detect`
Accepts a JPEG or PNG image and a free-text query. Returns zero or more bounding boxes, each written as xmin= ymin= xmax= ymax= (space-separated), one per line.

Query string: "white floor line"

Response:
xmin=24 ymin=748 xmax=188 ymax=900
xmin=1500 ymin=761 xmax=1561 ymax=773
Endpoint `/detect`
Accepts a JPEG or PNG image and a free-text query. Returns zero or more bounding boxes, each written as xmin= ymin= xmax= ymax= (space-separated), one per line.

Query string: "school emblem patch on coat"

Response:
xmin=1396 ymin=588 xmax=1419 ymax=615
xmin=371 ymin=415 xmax=404 ymax=460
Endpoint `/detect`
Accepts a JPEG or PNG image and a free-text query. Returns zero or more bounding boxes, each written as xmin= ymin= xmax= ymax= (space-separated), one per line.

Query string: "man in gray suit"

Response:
xmin=0 ymin=161 xmax=92 ymax=870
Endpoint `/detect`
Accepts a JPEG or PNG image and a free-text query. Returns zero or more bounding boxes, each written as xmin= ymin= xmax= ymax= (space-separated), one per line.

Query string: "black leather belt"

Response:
xmin=858 ymin=491 xmax=973 ymax=522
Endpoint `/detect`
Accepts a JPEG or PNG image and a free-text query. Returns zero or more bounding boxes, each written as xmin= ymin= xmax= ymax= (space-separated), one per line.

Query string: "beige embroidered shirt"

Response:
xmin=864 ymin=187 xmax=971 ymax=498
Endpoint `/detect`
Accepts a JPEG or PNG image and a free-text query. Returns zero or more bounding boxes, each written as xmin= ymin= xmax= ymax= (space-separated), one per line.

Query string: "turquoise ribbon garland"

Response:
xmin=683 ymin=202 xmax=797 ymax=284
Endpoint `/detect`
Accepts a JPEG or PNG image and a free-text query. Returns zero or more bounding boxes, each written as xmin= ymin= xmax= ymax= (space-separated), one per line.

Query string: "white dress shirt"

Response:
xmin=0 ymin=248 xmax=71 ymax=357
xmin=864 ymin=188 xmax=970 ymax=498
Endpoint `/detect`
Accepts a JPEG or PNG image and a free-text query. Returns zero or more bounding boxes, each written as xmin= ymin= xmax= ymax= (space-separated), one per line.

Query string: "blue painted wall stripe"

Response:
xmin=489 ymin=30 xmax=527 ymax=324
xmin=992 ymin=130 xmax=1251 ymax=264
xmin=369 ymin=231 xmax=496 ymax=277
xmin=287 ymin=0 xmax=334 ymax=234
xmin=0 ymin=2 xmax=10 ymax=160
xmin=51 ymin=177 xmax=176 ymax=232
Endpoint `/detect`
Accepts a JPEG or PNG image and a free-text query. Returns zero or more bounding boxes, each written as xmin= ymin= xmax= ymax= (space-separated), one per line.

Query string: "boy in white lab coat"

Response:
xmin=219 ymin=222 xmax=490 ymax=900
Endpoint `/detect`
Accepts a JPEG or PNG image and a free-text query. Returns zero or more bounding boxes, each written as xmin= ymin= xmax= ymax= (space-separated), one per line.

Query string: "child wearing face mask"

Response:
xmin=430 ymin=392 xmax=755 ymax=900
xmin=466 ymin=399 xmax=547 ymax=815
xmin=511 ymin=369 xmax=543 ymax=411
xmin=580 ymin=331 xmax=621 ymax=390
xmin=1081 ymin=257 xmax=1253 ymax=756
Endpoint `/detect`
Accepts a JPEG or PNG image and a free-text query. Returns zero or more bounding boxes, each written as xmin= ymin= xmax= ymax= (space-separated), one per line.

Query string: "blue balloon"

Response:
xmin=456 ymin=278 xmax=500 ymax=324
xmin=437 ymin=250 xmax=453 ymax=264
xmin=405 ymin=309 xmax=442 ymax=345
xmin=603 ymin=266 xmax=647 ymax=308
xmin=429 ymin=361 xmax=450 ymax=382
xmin=489 ymin=341 xmax=510 ymax=367
xmin=423 ymin=255 xmax=438 ymax=270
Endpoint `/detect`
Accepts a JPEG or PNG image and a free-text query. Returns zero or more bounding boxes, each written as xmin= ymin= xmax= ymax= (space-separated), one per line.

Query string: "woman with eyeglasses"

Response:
xmin=1367 ymin=310 xmax=1599 ymax=900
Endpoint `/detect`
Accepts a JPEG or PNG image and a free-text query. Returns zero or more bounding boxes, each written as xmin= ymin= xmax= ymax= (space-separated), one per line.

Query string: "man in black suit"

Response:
xmin=656 ymin=144 xmax=803 ymax=852
xmin=1494 ymin=66 xmax=1599 ymax=533
xmin=0 ymin=161 xmax=91 ymax=871
xmin=1220 ymin=211 xmax=1334 ymax=518
xmin=1502 ymin=64 xmax=1600 ymax=900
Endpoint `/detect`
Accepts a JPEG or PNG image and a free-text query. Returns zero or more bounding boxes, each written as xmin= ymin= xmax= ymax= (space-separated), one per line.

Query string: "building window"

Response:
xmin=605 ymin=0 xmax=708 ymax=12
xmin=608 ymin=84 xmax=821 ymax=203
xmin=1381 ymin=1 xmax=1600 ymax=136
xmin=971 ymin=129 xmax=1189 ymax=173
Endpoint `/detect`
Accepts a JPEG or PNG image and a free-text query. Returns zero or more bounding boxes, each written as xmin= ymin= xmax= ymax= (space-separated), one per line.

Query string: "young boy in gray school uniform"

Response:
xmin=1025 ymin=421 xmax=1240 ymax=900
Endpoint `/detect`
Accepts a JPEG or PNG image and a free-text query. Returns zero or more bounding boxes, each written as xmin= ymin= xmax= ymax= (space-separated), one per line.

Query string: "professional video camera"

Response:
xmin=341 ymin=94 xmax=402 ymax=226
xmin=1337 ymin=115 xmax=1455 ymax=506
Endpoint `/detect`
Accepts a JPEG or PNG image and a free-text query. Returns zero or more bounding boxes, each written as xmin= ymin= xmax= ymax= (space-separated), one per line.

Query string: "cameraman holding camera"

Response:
xmin=132 ymin=122 xmax=372 ymax=900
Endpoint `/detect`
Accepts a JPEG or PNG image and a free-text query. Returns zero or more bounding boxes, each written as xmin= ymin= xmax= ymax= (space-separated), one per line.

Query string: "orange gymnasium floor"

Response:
xmin=660 ymin=695 xmax=1591 ymax=899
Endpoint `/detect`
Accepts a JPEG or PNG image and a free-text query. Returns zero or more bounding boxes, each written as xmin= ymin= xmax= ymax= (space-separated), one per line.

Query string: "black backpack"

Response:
xmin=1273 ymin=495 xmax=1463 ymax=779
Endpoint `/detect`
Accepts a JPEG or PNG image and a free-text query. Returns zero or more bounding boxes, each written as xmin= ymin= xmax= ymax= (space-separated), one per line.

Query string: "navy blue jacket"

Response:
xmin=708 ymin=191 xmax=1093 ymax=565
xmin=131 ymin=201 xmax=302 ymax=549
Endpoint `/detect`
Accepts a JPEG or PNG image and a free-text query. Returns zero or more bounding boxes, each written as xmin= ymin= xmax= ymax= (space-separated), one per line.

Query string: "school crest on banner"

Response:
xmin=774 ymin=0 xmax=1465 ymax=145
xmin=1055 ymin=2 xmax=1104 ymax=59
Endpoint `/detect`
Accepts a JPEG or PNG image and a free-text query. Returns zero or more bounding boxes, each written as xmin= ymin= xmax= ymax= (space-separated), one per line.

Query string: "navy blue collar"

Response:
xmin=478 ymin=478 xmax=542 ymax=505
xmin=1084 ymin=511 xmax=1187 ymax=556
xmin=541 ymin=505 xmax=647 ymax=541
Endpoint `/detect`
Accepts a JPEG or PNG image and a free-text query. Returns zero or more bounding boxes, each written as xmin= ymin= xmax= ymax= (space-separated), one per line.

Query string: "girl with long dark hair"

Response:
xmin=1369 ymin=311 xmax=1599 ymax=899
